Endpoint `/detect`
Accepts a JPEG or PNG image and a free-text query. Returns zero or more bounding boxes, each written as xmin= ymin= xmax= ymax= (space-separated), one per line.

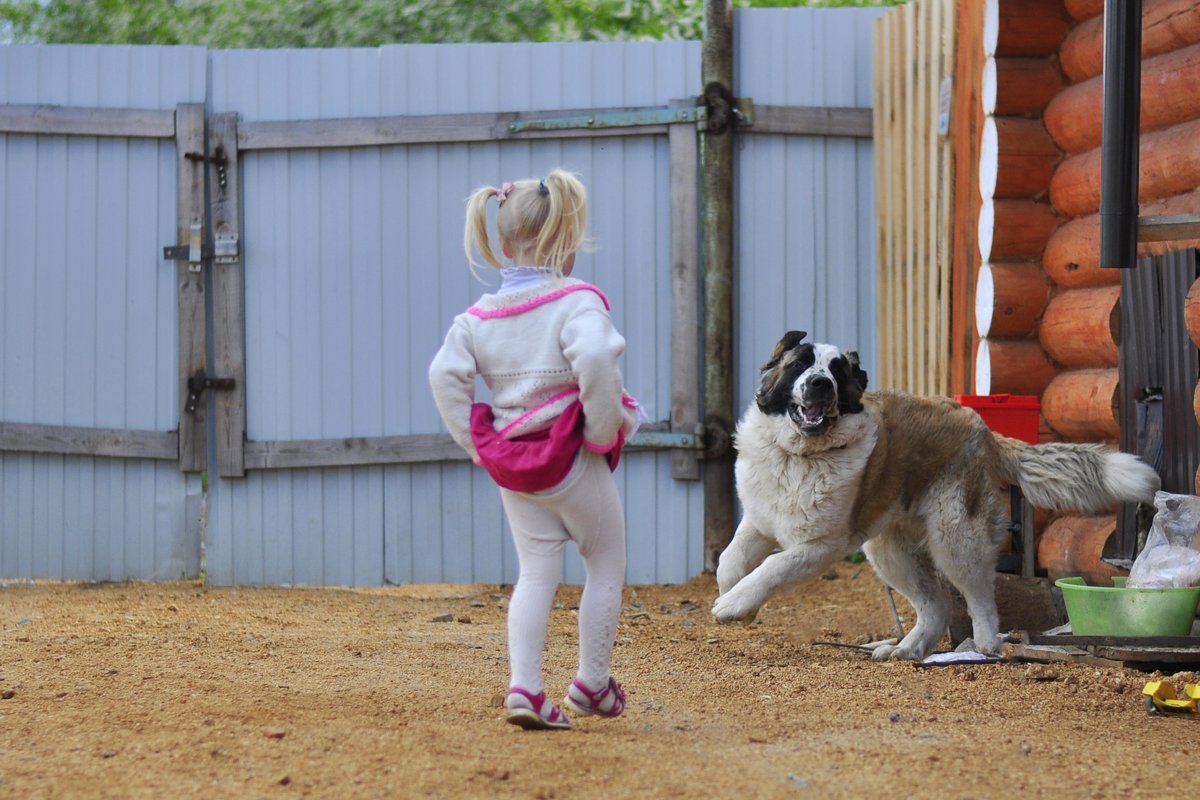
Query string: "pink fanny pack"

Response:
xmin=470 ymin=400 xmax=622 ymax=493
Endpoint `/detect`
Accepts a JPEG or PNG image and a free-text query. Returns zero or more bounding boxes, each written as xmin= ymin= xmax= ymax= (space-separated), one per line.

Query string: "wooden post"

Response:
xmin=702 ymin=0 xmax=736 ymax=572
xmin=208 ymin=113 xmax=247 ymax=478
xmin=950 ymin=0 xmax=987 ymax=395
xmin=669 ymin=100 xmax=702 ymax=481
xmin=175 ymin=103 xmax=208 ymax=473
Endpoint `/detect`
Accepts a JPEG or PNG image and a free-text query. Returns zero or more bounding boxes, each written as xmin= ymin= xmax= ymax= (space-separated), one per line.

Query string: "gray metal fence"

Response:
xmin=0 ymin=7 xmax=882 ymax=586
xmin=0 ymin=45 xmax=206 ymax=581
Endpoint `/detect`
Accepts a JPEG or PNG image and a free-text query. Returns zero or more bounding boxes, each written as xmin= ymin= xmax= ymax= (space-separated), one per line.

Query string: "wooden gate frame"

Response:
xmin=0 ymin=97 xmax=870 ymax=480
xmin=0 ymin=102 xmax=208 ymax=471
xmin=205 ymin=100 xmax=872 ymax=484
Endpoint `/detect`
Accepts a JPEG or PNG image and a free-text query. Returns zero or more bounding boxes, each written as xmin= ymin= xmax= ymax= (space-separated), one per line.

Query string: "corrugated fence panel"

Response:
xmin=0 ymin=45 xmax=205 ymax=581
xmin=734 ymin=9 xmax=883 ymax=415
xmin=205 ymin=41 xmax=706 ymax=586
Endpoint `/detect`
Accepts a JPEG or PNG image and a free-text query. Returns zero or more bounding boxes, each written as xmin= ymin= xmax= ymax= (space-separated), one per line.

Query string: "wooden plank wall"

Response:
xmin=873 ymin=0 xmax=956 ymax=396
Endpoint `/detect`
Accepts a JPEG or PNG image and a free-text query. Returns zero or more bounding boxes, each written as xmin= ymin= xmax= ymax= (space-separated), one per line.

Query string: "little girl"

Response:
xmin=429 ymin=169 xmax=642 ymax=731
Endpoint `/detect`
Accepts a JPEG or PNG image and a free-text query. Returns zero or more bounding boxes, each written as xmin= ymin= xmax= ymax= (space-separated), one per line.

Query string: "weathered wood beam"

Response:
xmin=0 ymin=104 xmax=175 ymax=138
xmin=241 ymin=424 xmax=698 ymax=471
xmin=748 ymin=104 xmax=872 ymax=138
xmin=702 ymin=0 xmax=736 ymax=574
xmin=0 ymin=423 xmax=177 ymax=460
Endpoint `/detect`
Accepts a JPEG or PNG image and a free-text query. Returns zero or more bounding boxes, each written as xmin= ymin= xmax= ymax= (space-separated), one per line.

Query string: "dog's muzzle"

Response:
xmin=788 ymin=375 xmax=837 ymax=436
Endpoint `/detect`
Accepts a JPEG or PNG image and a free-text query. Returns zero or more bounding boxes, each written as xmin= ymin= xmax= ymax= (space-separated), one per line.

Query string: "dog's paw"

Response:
xmin=956 ymin=634 xmax=1003 ymax=656
xmin=869 ymin=642 xmax=924 ymax=662
xmin=711 ymin=587 xmax=762 ymax=623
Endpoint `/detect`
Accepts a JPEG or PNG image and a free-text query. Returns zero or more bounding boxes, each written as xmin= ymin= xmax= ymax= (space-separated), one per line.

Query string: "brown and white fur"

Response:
xmin=712 ymin=330 xmax=1160 ymax=661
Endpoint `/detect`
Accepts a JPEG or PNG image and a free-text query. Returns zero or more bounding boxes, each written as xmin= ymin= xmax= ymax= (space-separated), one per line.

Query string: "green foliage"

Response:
xmin=0 ymin=0 xmax=903 ymax=47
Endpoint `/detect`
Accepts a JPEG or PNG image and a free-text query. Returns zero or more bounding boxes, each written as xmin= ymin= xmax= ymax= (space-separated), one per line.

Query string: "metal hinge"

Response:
xmin=185 ymin=369 xmax=236 ymax=415
xmin=185 ymin=145 xmax=228 ymax=190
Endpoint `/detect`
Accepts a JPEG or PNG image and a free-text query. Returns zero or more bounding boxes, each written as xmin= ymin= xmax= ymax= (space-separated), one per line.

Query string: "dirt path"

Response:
xmin=2 ymin=561 xmax=1196 ymax=799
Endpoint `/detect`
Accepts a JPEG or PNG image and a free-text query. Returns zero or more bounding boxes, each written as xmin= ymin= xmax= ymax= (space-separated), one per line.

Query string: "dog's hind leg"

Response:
xmin=715 ymin=519 xmax=778 ymax=597
xmin=862 ymin=533 xmax=951 ymax=661
xmin=712 ymin=536 xmax=843 ymax=623
xmin=929 ymin=520 xmax=1005 ymax=656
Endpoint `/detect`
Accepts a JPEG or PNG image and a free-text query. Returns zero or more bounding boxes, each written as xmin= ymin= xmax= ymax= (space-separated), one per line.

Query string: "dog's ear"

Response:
xmin=780 ymin=329 xmax=808 ymax=351
xmin=837 ymin=351 xmax=868 ymax=414
xmin=755 ymin=332 xmax=807 ymax=415
xmin=846 ymin=351 xmax=868 ymax=392
xmin=760 ymin=330 xmax=808 ymax=374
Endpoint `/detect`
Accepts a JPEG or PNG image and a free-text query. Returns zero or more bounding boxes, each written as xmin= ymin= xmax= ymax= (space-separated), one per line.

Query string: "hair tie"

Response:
xmin=495 ymin=181 xmax=514 ymax=206
xmin=538 ymin=178 xmax=549 ymax=195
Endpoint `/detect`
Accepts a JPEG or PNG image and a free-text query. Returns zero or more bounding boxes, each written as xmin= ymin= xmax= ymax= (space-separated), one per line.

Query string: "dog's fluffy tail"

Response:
xmin=993 ymin=436 xmax=1159 ymax=512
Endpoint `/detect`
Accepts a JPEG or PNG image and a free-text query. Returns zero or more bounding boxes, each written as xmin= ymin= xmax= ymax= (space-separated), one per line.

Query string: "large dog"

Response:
xmin=712 ymin=330 xmax=1159 ymax=661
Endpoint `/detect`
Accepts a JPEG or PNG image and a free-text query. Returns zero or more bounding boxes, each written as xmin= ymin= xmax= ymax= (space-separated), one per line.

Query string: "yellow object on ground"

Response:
xmin=1142 ymin=681 xmax=1200 ymax=715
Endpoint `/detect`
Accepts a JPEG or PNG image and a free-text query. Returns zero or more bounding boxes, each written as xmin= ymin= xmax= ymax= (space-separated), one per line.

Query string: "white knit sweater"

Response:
xmin=429 ymin=278 xmax=639 ymax=461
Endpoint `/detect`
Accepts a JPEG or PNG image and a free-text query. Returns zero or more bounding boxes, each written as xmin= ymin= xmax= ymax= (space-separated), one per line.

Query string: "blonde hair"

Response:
xmin=463 ymin=169 xmax=590 ymax=279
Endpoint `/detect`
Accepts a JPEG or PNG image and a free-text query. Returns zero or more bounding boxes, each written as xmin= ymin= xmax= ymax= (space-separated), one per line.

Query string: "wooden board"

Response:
xmin=174 ymin=103 xmax=208 ymax=473
xmin=208 ymin=113 xmax=248 ymax=478
xmin=0 ymin=422 xmax=177 ymax=460
xmin=0 ymin=103 xmax=175 ymax=138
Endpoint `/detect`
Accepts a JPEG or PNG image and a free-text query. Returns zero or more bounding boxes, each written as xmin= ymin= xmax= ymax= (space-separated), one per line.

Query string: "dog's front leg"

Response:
xmin=712 ymin=538 xmax=842 ymax=623
xmin=715 ymin=519 xmax=778 ymax=597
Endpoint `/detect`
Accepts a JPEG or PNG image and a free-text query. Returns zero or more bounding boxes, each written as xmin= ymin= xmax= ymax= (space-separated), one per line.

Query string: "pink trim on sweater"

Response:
xmin=497 ymin=388 xmax=580 ymax=437
xmin=584 ymin=434 xmax=621 ymax=454
xmin=466 ymin=283 xmax=610 ymax=319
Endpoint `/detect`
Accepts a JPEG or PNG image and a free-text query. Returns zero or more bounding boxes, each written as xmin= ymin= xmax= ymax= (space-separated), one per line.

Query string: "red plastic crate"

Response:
xmin=953 ymin=394 xmax=1040 ymax=444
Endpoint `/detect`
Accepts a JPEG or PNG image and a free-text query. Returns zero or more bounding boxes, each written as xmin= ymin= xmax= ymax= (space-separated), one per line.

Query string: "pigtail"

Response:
xmin=463 ymin=185 xmax=504 ymax=278
xmin=533 ymin=170 xmax=589 ymax=273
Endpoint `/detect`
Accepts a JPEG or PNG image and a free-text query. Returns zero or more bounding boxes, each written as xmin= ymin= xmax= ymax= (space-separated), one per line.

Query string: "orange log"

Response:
xmin=975 ymin=338 xmax=1058 ymax=396
xmin=989 ymin=57 xmax=1064 ymax=116
xmin=1044 ymin=191 xmax=1200 ymax=288
xmin=975 ymin=262 xmax=1051 ymax=338
xmin=1195 ymin=380 xmax=1200 ymax=426
xmin=1063 ymin=0 xmax=1103 ymax=22
xmin=1037 ymin=286 xmax=1121 ymax=368
xmin=981 ymin=117 xmax=1061 ymax=199
xmin=1045 ymin=43 xmax=1200 ymax=154
xmin=979 ymin=199 xmax=1061 ymax=261
xmin=1186 ymin=278 xmax=1200 ymax=349
xmin=1049 ymin=118 xmax=1200 ymax=217
xmin=1038 ymin=411 xmax=1062 ymax=444
xmin=1038 ymin=515 xmax=1122 ymax=584
xmin=1041 ymin=368 xmax=1120 ymax=441
xmin=993 ymin=0 xmax=1073 ymax=57
xmin=1060 ymin=0 xmax=1200 ymax=83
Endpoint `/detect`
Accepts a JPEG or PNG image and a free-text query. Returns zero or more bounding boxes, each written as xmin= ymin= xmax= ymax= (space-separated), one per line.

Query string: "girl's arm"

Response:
xmin=561 ymin=306 xmax=628 ymax=453
xmin=428 ymin=317 xmax=478 ymax=459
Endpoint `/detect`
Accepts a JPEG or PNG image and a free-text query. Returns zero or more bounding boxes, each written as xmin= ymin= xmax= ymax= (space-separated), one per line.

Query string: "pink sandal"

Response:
xmin=563 ymin=676 xmax=626 ymax=718
xmin=504 ymin=687 xmax=571 ymax=730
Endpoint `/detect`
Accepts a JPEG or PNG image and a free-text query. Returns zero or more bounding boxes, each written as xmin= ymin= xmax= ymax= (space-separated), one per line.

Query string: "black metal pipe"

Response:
xmin=1099 ymin=0 xmax=1142 ymax=269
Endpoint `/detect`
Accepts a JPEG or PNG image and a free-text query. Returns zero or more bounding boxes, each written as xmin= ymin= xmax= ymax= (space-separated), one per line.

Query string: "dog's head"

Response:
xmin=754 ymin=330 xmax=869 ymax=437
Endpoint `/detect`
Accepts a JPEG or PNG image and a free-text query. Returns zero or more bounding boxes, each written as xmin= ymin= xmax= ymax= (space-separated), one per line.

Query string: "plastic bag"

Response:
xmin=1127 ymin=491 xmax=1200 ymax=589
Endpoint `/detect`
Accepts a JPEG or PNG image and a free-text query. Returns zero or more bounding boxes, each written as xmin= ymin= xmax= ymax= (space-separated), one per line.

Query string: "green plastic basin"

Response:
xmin=1055 ymin=577 xmax=1200 ymax=637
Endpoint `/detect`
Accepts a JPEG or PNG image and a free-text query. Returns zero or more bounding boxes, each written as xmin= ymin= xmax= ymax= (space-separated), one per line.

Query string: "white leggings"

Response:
xmin=499 ymin=450 xmax=626 ymax=695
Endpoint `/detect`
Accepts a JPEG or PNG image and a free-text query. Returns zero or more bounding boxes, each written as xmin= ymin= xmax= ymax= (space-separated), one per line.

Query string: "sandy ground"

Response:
xmin=3 ymin=560 xmax=1199 ymax=800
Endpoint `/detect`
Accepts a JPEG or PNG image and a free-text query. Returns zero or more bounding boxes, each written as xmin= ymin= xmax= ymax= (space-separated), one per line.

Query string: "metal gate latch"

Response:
xmin=185 ymin=369 xmax=235 ymax=414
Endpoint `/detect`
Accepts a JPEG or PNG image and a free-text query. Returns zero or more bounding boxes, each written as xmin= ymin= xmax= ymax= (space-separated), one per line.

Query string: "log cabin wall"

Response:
xmin=956 ymin=0 xmax=1200 ymax=581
